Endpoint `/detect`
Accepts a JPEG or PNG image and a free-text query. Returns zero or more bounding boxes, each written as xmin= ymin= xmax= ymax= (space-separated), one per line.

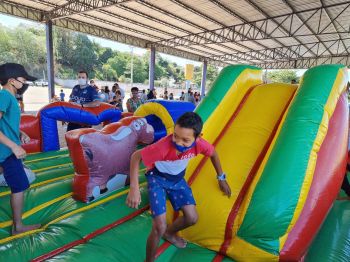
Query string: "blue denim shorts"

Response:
xmin=1 ymin=154 xmax=29 ymax=193
xmin=146 ymin=169 xmax=196 ymax=217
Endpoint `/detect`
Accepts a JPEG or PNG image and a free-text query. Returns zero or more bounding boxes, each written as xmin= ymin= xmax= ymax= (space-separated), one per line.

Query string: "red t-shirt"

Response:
xmin=141 ymin=134 xmax=214 ymax=177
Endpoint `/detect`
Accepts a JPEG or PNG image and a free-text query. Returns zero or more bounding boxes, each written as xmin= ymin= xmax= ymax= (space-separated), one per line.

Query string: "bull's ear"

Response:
xmin=111 ymin=126 xmax=132 ymax=141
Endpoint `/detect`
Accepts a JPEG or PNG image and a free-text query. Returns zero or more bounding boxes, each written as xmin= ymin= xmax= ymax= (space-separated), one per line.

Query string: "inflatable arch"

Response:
xmin=20 ymin=102 xmax=122 ymax=152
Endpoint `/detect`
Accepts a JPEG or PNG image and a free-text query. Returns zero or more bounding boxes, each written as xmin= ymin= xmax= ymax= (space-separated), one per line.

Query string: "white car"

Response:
xmin=35 ymin=79 xmax=49 ymax=86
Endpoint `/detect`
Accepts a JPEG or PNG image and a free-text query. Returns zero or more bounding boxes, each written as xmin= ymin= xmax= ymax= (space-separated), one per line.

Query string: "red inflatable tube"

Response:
xmin=20 ymin=114 xmax=42 ymax=153
xmin=280 ymin=92 xmax=349 ymax=261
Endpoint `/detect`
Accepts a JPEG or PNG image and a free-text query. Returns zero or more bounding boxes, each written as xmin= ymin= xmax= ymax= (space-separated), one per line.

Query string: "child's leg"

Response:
xmin=11 ymin=191 xmax=40 ymax=234
xmin=146 ymin=214 xmax=167 ymax=262
xmin=164 ymin=178 xmax=197 ymax=248
xmin=145 ymin=173 xmax=168 ymax=261
xmin=164 ymin=205 xmax=198 ymax=248
xmin=2 ymin=154 xmax=41 ymax=235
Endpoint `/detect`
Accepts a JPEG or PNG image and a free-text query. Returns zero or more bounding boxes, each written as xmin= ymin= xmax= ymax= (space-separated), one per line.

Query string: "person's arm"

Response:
xmin=82 ymin=100 xmax=100 ymax=108
xmin=0 ymin=112 xmax=26 ymax=159
xmin=126 ymin=150 xmax=142 ymax=208
xmin=83 ymin=87 xmax=101 ymax=107
xmin=68 ymin=88 xmax=74 ymax=102
xmin=19 ymin=130 xmax=30 ymax=144
xmin=126 ymin=99 xmax=132 ymax=112
xmin=210 ymin=150 xmax=231 ymax=197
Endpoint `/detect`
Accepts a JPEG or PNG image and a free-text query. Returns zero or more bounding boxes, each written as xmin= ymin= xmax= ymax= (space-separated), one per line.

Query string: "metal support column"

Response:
xmin=149 ymin=46 xmax=156 ymax=90
xmin=46 ymin=20 xmax=55 ymax=100
xmin=200 ymin=60 xmax=207 ymax=97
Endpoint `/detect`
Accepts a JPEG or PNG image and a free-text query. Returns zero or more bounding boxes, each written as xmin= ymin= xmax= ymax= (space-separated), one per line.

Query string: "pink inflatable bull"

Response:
xmin=78 ymin=118 xmax=154 ymax=201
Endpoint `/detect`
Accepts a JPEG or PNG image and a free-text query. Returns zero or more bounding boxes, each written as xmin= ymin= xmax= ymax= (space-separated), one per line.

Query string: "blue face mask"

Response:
xmin=172 ymin=140 xmax=196 ymax=153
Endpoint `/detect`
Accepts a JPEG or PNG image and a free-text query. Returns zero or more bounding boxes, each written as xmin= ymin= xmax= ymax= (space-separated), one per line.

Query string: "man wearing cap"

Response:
xmin=67 ymin=70 xmax=100 ymax=131
xmin=0 ymin=63 xmax=41 ymax=234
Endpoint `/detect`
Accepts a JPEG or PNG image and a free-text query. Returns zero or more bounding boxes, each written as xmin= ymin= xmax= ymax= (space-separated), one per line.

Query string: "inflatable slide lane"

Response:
xmin=164 ymin=64 xmax=349 ymax=261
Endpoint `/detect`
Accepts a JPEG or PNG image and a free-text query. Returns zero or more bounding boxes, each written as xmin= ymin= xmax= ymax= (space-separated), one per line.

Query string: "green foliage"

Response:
xmin=267 ymin=70 xmax=299 ymax=83
xmin=0 ymin=24 xmax=219 ymax=88
xmin=0 ymin=24 xmax=46 ymax=79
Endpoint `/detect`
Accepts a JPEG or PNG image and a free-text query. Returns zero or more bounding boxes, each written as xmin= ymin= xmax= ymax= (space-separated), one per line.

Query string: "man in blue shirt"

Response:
xmin=0 ymin=63 xmax=41 ymax=235
xmin=67 ymin=70 xmax=100 ymax=131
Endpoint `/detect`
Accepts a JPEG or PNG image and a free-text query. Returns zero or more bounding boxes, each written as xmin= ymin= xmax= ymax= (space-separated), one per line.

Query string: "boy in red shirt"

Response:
xmin=126 ymin=112 xmax=231 ymax=262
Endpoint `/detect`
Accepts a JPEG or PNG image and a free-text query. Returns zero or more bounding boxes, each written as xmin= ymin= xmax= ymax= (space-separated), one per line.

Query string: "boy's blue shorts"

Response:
xmin=1 ymin=154 xmax=29 ymax=193
xmin=146 ymin=169 xmax=196 ymax=218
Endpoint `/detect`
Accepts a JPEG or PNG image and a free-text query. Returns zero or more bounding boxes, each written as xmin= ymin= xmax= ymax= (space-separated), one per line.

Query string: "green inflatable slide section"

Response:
xmin=306 ymin=200 xmax=350 ymax=262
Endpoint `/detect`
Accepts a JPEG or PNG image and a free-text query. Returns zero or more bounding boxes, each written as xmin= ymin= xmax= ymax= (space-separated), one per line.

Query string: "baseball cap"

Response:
xmin=0 ymin=63 xmax=37 ymax=83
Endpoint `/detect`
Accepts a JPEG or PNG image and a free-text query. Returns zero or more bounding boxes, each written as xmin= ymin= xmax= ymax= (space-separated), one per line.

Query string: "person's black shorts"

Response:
xmin=1 ymin=154 xmax=29 ymax=193
xmin=67 ymin=122 xmax=92 ymax=131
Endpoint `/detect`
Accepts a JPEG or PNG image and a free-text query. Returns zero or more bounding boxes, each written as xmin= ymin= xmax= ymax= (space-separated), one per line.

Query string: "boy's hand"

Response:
xmin=20 ymin=131 xmax=30 ymax=144
xmin=126 ymin=188 xmax=141 ymax=209
xmin=219 ymin=180 xmax=231 ymax=197
xmin=12 ymin=144 xmax=26 ymax=159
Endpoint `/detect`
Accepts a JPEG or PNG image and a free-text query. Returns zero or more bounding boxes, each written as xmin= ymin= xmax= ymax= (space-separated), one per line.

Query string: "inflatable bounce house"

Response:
xmin=0 ymin=64 xmax=349 ymax=262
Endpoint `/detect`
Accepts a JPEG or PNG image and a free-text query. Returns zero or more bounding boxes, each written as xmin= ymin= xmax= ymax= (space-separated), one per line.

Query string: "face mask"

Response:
xmin=17 ymin=83 xmax=29 ymax=95
xmin=78 ymin=78 xmax=87 ymax=86
xmin=172 ymin=140 xmax=196 ymax=153
xmin=12 ymin=79 xmax=29 ymax=95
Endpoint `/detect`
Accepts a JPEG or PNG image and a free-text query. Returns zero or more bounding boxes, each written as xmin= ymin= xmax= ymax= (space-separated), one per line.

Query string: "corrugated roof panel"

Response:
xmin=318 ymin=34 xmax=342 ymax=41
xmin=325 ymin=40 xmax=344 ymax=55
xmin=241 ymin=40 xmax=270 ymax=50
xmin=85 ymin=11 xmax=171 ymax=40
xmin=223 ymin=0 xmax=266 ymax=21
xmin=276 ymin=37 xmax=302 ymax=46
xmin=187 ymin=44 xmax=225 ymax=56
xmin=221 ymin=42 xmax=251 ymax=52
xmin=297 ymin=9 xmax=331 ymax=34
xmin=254 ymin=39 xmax=282 ymax=48
xmin=323 ymin=0 xmax=350 ymax=6
xmin=106 ymin=6 xmax=187 ymax=37
xmin=124 ymin=1 xmax=204 ymax=33
xmin=8 ymin=0 xmax=53 ymax=11
xmin=176 ymin=45 xmax=215 ymax=57
xmin=2 ymin=0 xmax=349 ymax=68
xmin=71 ymin=15 xmax=156 ymax=42
xmin=70 ymin=14 xmax=158 ymax=41
xmin=252 ymin=0 xmax=292 ymax=16
xmin=296 ymin=35 xmax=319 ymax=43
xmin=48 ymin=0 xmax=68 ymax=5
xmin=326 ymin=4 xmax=350 ymax=32
xmin=287 ymin=0 xmax=320 ymax=11
xmin=202 ymin=44 xmax=237 ymax=54
xmin=187 ymin=0 xmax=243 ymax=26
xmin=286 ymin=15 xmax=314 ymax=35
xmin=150 ymin=0 xmax=220 ymax=30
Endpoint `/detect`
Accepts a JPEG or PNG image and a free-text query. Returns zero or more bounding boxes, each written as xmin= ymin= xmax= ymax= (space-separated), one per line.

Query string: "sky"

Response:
xmin=0 ymin=13 xmax=201 ymax=67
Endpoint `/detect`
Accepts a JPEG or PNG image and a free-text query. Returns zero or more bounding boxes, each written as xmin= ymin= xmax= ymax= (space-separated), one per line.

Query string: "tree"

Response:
xmin=55 ymin=28 xmax=75 ymax=78
xmin=107 ymin=52 xmax=129 ymax=79
xmin=98 ymin=47 xmax=114 ymax=66
xmin=101 ymin=64 xmax=118 ymax=81
xmin=0 ymin=24 xmax=47 ymax=79
xmin=267 ymin=70 xmax=299 ymax=83
xmin=70 ymin=34 xmax=98 ymax=77
xmin=128 ymin=56 xmax=147 ymax=83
